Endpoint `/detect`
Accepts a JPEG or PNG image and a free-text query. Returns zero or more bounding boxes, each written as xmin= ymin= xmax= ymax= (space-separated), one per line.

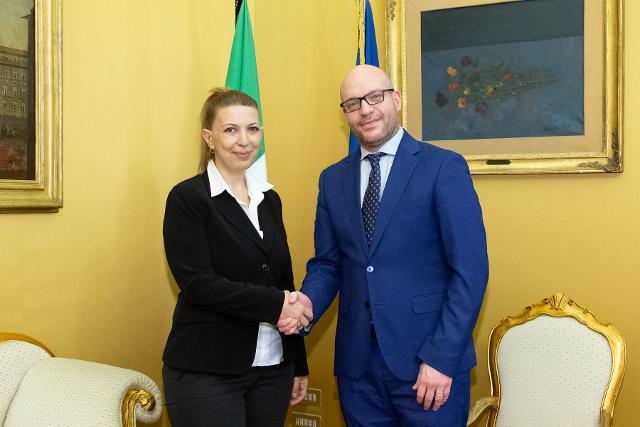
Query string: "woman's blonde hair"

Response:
xmin=198 ymin=88 xmax=259 ymax=172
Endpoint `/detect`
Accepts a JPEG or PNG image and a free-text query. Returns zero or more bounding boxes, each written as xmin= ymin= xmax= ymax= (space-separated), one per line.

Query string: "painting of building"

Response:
xmin=0 ymin=0 xmax=35 ymax=180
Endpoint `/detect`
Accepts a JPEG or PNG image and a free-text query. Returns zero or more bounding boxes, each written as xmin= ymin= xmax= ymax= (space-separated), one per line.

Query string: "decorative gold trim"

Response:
xmin=466 ymin=396 xmax=498 ymax=426
xmin=547 ymin=292 xmax=571 ymax=310
xmin=358 ymin=0 xmax=366 ymax=63
xmin=122 ymin=387 xmax=156 ymax=427
xmin=0 ymin=332 xmax=55 ymax=356
xmin=0 ymin=0 xmax=63 ymax=210
xmin=385 ymin=0 xmax=624 ymax=175
xmin=387 ymin=0 xmax=397 ymax=20
xmin=467 ymin=293 xmax=626 ymax=426
xmin=385 ymin=0 xmax=406 ymax=126
xmin=578 ymin=130 xmax=622 ymax=172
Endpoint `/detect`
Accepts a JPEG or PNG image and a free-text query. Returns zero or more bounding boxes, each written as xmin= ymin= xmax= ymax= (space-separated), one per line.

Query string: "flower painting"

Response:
xmin=439 ymin=56 xmax=551 ymax=115
xmin=421 ymin=0 xmax=584 ymax=141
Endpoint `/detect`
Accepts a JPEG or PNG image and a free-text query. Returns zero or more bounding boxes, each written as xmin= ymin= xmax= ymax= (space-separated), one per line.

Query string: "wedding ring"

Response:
xmin=296 ymin=322 xmax=303 ymax=330
xmin=435 ymin=393 xmax=444 ymax=398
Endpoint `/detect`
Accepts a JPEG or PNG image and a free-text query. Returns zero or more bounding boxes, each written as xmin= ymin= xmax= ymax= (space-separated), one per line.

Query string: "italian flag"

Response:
xmin=226 ymin=0 xmax=267 ymax=181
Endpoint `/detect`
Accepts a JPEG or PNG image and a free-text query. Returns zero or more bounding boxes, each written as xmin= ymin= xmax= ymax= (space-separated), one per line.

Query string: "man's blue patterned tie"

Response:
xmin=362 ymin=152 xmax=387 ymax=247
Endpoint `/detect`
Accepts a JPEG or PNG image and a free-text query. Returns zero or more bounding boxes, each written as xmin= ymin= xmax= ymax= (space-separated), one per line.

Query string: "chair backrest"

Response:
xmin=488 ymin=293 xmax=625 ymax=427
xmin=0 ymin=334 xmax=53 ymax=425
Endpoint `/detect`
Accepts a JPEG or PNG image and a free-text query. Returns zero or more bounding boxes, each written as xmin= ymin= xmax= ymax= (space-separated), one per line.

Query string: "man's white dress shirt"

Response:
xmin=359 ymin=128 xmax=404 ymax=205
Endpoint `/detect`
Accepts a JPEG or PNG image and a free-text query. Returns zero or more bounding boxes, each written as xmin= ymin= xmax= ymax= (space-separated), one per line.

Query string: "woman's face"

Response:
xmin=202 ymin=105 xmax=262 ymax=176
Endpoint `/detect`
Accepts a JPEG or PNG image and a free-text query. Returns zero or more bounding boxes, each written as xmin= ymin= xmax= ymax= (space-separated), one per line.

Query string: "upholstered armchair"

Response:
xmin=467 ymin=293 xmax=625 ymax=427
xmin=0 ymin=333 xmax=162 ymax=427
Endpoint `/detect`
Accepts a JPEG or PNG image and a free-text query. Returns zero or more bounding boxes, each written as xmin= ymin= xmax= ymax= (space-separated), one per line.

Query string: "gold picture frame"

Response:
xmin=0 ymin=0 xmax=62 ymax=211
xmin=386 ymin=0 xmax=623 ymax=174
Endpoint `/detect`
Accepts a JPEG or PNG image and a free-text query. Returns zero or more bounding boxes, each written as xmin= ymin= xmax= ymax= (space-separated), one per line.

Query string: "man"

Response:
xmin=281 ymin=64 xmax=488 ymax=426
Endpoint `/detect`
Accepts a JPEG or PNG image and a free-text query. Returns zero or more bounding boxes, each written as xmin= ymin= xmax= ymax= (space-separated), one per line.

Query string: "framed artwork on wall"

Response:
xmin=0 ymin=0 xmax=62 ymax=211
xmin=386 ymin=0 xmax=623 ymax=174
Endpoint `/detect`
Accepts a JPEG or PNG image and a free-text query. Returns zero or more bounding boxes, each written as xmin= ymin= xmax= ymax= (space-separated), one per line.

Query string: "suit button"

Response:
xmin=364 ymin=301 xmax=370 ymax=309
xmin=366 ymin=266 xmax=374 ymax=273
xmin=262 ymin=264 xmax=270 ymax=272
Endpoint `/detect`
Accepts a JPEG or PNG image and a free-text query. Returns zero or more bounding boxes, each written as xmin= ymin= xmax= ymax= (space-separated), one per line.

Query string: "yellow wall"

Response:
xmin=0 ymin=1 xmax=637 ymax=426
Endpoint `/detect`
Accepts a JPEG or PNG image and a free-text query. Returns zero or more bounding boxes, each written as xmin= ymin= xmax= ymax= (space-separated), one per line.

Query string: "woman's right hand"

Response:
xmin=290 ymin=375 xmax=309 ymax=405
xmin=279 ymin=291 xmax=313 ymax=334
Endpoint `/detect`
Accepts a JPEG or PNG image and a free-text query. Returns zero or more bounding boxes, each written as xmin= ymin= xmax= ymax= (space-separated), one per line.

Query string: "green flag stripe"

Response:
xmin=225 ymin=1 xmax=265 ymax=159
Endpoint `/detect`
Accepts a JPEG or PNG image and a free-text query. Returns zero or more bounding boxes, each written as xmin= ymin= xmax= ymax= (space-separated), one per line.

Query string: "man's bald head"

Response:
xmin=339 ymin=65 xmax=402 ymax=151
xmin=340 ymin=65 xmax=394 ymax=101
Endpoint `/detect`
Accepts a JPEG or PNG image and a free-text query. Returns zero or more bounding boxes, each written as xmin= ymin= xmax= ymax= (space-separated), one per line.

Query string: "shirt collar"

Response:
xmin=206 ymin=160 xmax=273 ymax=201
xmin=360 ymin=127 xmax=404 ymax=160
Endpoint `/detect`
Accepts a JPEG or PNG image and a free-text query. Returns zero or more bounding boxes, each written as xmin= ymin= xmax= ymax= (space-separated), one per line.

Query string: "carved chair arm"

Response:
xmin=3 ymin=358 xmax=162 ymax=427
xmin=467 ymin=396 xmax=499 ymax=426
xmin=600 ymin=408 xmax=612 ymax=427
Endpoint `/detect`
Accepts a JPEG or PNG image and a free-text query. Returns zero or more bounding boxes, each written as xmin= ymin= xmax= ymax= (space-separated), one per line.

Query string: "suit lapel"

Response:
xmin=212 ymin=192 xmax=269 ymax=255
xmin=342 ymin=151 xmax=369 ymax=257
xmin=258 ymin=197 xmax=275 ymax=253
xmin=369 ymin=133 xmax=420 ymax=255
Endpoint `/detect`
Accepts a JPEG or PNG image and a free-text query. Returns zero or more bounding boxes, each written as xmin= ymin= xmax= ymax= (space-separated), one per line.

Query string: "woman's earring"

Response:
xmin=209 ymin=146 xmax=215 ymax=154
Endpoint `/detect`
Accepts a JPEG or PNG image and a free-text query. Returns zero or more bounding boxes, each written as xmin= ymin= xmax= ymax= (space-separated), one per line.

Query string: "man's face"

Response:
xmin=340 ymin=67 xmax=402 ymax=151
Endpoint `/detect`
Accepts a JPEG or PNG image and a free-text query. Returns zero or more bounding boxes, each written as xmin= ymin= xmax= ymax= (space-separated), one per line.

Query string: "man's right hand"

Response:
xmin=278 ymin=291 xmax=313 ymax=335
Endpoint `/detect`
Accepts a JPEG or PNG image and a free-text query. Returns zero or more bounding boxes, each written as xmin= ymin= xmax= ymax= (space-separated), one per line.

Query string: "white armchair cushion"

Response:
xmin=3 ymin=358 xmax=162 ymax=427
xmin=495 ymin=315 xmax=612 ymax=427
xmin=0 ymin=340 xmax=51 ymax=425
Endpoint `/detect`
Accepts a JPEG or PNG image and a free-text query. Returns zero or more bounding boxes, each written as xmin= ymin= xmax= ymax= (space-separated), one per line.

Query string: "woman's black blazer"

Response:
xmin=162 ymin=172 xmax=308 ymax=376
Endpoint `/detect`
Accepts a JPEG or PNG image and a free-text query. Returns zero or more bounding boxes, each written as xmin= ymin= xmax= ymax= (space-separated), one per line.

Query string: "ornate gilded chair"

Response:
xmin=0 ymin=333 xmax=162 ymax=427
xmin=467 ymin=293 xmax=625 ymax=427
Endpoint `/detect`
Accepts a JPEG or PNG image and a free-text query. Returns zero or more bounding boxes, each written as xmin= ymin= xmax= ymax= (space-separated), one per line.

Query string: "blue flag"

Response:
xmin=349 ymin=0 xmax=379 ymax=154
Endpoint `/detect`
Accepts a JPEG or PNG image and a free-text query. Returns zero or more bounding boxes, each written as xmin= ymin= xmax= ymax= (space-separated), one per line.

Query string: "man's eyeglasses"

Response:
xmin=340 ymin=89 xmax=395 ymax=113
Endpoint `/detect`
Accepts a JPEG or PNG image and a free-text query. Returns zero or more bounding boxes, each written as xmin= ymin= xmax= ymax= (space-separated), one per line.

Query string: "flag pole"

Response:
xmin=358 ymin=0 xmax=365 ymax=64
xmin=235 ymin=0 xmax=243 ymax=23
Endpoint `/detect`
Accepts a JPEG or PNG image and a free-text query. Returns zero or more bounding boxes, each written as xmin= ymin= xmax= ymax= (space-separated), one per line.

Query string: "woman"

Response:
xmin=162 ymin=88 xmax=310 ymax=427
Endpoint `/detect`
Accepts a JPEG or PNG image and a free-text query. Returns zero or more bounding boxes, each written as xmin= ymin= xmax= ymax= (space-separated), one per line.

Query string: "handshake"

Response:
xmin=278 ymin=291 xmax=314 ymax=335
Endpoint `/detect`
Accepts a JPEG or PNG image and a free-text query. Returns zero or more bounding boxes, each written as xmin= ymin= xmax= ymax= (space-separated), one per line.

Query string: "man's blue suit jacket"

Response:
xmin=301 ymin=131 xmax=489 ymax=381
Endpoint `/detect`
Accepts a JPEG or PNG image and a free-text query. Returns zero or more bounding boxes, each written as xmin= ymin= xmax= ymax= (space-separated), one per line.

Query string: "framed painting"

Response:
xmin=0 ymin=0 xmax=62 ymax=210
xmin=386 ymin=0 xmax=623 ymax=174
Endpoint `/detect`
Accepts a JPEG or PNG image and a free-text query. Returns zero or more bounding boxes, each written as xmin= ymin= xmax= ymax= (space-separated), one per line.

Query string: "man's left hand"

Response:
xmin=412 ymin=363 xmax=452 ymax=411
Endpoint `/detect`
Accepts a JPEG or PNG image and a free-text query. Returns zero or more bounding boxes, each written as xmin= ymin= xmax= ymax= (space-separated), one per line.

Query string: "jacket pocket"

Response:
xmin=411 ymin=292 xmax=445 ymax=314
